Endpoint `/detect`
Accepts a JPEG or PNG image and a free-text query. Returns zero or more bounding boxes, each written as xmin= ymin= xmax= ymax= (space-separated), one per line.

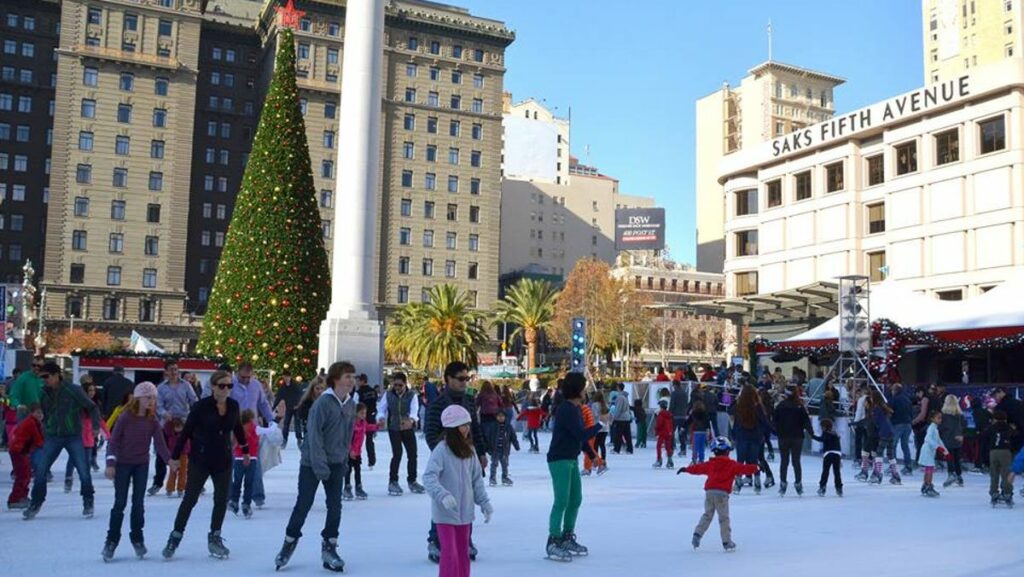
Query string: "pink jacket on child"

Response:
xmin=350 ymin=419 xmax=378 ymax=458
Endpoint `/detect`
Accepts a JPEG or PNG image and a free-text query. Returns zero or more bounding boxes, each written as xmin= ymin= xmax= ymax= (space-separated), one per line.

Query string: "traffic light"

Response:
xmin=570 ymin=318 xmax=586 ymax=373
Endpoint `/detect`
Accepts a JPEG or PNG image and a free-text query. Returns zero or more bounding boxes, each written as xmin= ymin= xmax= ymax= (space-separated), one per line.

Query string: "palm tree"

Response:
xmin=494 ymin=278 xmax=560 ymax=371
xmin=385 ymin=284 xmax=491 ymax=374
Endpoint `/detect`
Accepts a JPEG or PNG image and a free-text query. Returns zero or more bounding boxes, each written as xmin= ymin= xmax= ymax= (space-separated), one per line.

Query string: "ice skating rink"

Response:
xmin=1 ymin=433 xmax=1019 ymax=577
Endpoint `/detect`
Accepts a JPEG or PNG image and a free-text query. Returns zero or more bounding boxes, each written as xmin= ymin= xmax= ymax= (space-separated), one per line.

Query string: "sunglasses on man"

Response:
xmin=454 ymin=375 xmax=470 ymax=382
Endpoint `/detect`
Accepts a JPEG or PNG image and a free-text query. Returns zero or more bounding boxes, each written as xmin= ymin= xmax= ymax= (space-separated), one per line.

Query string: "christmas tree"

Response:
xmin=197 ymin=25 xmax=330 ymax=376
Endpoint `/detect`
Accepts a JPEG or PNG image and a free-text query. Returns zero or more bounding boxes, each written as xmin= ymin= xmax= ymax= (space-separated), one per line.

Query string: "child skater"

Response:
xmin=344 ymin=403 xmax=378 ymax=501
xmin=813 ymin=418 xmax=843 ymax=496
xmin=580 ymin=396 xmax=606 ymax=476
xmin=488 ymin=410 xmax=519 ymax=486
xmin=102 ymin=382 xmax=171 ymax=561
xmin=518 ymin=399 xmax=544 ymax=453
xmin=688 ymin=400 xmax=710 ymax=465
xmin=918 ymin=410 xmax=949 ymax=497
xmin=7 ymin=403 xmax=44 ymax=510
xmin=981 ymin=410 xmax=1015 ymax=506
xmin=229 ymin=409 xmax=261 ymax=518
xmin=163 ymin=417 xmax=188 ymax=498
xmin=653 ymin=399 xmax=674 ymax=468
xmin=677 ymin=436 xmax=758 ymax=552
xmin=423 ymin=405 xmax=493 ymax=577
xmin=632 ymin=398 xmax=648 ymax=449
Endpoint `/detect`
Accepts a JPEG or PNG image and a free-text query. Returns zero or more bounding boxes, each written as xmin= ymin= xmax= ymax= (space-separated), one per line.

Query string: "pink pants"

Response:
xmin=437 ymin=523 xmax=471 ymax=577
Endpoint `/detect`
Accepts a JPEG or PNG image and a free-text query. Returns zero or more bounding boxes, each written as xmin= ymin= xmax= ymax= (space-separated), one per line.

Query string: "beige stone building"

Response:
xmin=26 ymin=0 xmax=511 ymax=349
xmin=923 ymin=0 xmax=1022 ymax=83
xmin=695 ymin=61 xmax=844 ymax=274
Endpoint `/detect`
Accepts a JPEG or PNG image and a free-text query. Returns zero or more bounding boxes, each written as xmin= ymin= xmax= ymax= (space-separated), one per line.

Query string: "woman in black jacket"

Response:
xmin=773 ymin=386 xmax=812 ymax=496
xmin=162 ymin=370 xmax=249 ymax=560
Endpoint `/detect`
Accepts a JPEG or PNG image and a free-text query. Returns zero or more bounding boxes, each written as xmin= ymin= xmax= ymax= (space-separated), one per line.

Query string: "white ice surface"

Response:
xmin=1 ymin=433 xmax=1020 ymax=577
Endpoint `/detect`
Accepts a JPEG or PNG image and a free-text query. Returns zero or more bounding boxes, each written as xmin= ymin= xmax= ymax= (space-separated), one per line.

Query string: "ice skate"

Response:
xmin=561 ymin=532 xmax=589 ymax=556
xmin=691 ymin=533 xmax=702 ymax=550
xmin=162 ymin=531 xmax=182 ymax=559
xmin=733 ymin=479 xmax=742 ymax=495
xmin=764 ymin=475 xmax=775 ymax=489
xmin=723 ymin=541 xmax=737 ymax=552
xmin=836 ymin=485 xmax=843 ymax=497
xmin=855 ymin=470 xmax=869 ymax=482
xmin=64 ymin=477 xmax=73 ymax=493
xmin=342 ymin=486 xmax=354 ymax=501
xmin=132 ymin=541 xmax=147 ymax=559
xmin=469 ymin=542 xmax=478 ymax=560
xmin=8 ymin=499 xmax=29 ymax=510
xmin=242 ymin=503 xmax=253 ymax=519
xmin=22 ymin=503 xmax=40 ymax=520
xmin=901 ymin=465 xmax=912 ymax=476
xmin=321 ymin=538 xmax=345 ymax=572
xmin=427 ymin=540 xmax=440 ymax=563
xmin=795 ymin=482 xmax=803 ymax=496
xmin=955 ymin=473 xmax=964 ymax=487
xmin=228 ymin=500 xmax=239 ymax=515
xmin=817 ymin=485 xmax=826 ymax=497
xmin=581 ymin=468 xmax=592 ymax=476
xmin=272 ymin=537 xmax=296 ymax=569
xmin=355 ymin=486 xmax=368 ymax=500
xmin=753 ymin=476 xmax=762 ymax=495
xmin=489 ymin=477 xmax=497 ymax=487
xmin=869 ymin=472 xmax=883 ymax=484
xmin=102 ymin=540 xmax=117 ymax=562
xmin=666 ymin=457 xmax=675 ymax=468
xmin=147 ymin=485 xmax=161 ymax=497
xmin=778 ymin=481 xmax=787 ymax=496
xmin=408 ymin=481 xmax=426 ymax=494
xmin=596 ymin=464 xmax=608 ymax=475
xmin=652 ymin=458 xmax=662 ymax=468
xmin=922 ymin=484 xmax=940 ymax=497
xmin=502 ymin=476 xmax=514 ymax=486
xmin=83 ymin=496 xmax=94 ymax=518
xmin=387 ymin=481 xmax=403 ymax=496
xmin=208 ymin=531 xmax=230 ymax=559
xmin=942 ymin=475 xmax=956 ymax=488
xmin=889 ymin=475 xmax=902 ymax=485
xmin=545 ymin=536 xmax=572 ymax=562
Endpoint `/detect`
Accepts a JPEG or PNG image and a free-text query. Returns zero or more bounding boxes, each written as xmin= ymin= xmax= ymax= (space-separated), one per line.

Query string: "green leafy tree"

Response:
xmin=494 ymin=278 xmax=559 ymax=371
xmin=385 ymin=284 xmax=490 ymax=373
xmin=197 ymin=28 xmax=330 ymax=375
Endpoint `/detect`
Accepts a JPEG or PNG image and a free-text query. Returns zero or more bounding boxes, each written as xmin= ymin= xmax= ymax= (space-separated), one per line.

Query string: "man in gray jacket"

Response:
xmin=669 ymin=380 xmax=690 ymax=456
xmin=276 ymin=361 xmax=357 ymax=573
xmin=611 ymin=383 xmax=633 ymax=454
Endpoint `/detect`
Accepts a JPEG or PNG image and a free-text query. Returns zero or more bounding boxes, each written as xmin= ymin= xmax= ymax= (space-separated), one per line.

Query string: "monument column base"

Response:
xmin=317 ymin=315 xmax=384 ymax=382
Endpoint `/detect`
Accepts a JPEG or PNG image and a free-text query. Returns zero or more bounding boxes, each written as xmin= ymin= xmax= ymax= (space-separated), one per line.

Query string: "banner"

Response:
xmin=614 ymin=208 xmax=665 ymax=251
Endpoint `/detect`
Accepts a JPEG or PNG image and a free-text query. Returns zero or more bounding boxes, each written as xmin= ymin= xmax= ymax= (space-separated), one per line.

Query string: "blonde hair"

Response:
xmin=126 ymin=396 xmax=156 ymax=420
xmin=941 ymin=394 xmax=962 ymax=416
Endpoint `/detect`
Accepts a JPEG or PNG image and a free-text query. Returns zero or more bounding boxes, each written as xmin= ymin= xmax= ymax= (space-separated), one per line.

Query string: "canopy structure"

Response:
xmin=648 ymin=281 xmax=840 ymax=324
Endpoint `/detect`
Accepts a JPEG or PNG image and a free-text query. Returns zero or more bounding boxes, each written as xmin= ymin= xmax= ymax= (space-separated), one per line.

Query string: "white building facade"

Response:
xmin=719 ymin=60 xmax=1022 ymax=301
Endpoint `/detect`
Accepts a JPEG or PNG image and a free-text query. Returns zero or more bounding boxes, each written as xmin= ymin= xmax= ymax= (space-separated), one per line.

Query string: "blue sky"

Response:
xmin=459 ymin=0 xmax=924 ymax=265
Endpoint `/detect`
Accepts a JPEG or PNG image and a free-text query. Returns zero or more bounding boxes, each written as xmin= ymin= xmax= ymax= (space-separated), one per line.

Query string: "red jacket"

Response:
xmin=518 ymin=407 xmax=545 ymax=430
xmin=682 ymin=455 xmax=758 ymax=493
xmin=11 ymin=415 xmax=44 ymax=455
xmin=233 ymin=421 xmax=259 ymax=458
xmin=349 ymin=418 xmax=378 ymax=458
xmin=655 ymin=410 xmax=674 ymax=438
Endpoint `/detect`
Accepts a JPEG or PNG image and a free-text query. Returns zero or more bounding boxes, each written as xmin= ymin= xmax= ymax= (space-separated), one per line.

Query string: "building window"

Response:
xmin=469 ymin=205 xmax=480 ymax=223
xmin=399 ymin=227 xmax=411 ymax=245
xmin=67 ymin=297 xmax=83 ymax=318
xmin=74 ymin=197 xmax=90 ymax=216
xmin=470 ymin=151 xmax=481 ymax=167
xmin=934 ymin=128 xmax=959 ymax=165
xmin=469 ymin=179 xmax=480 ymax=195
xmin=735 ymin=189 xmax=758 ymax=216
xmin=200 ymin=231 xmax=211 ymax=246
xmin=9 ymin=214 xmax=22 ymax=231
xmin=449 ymin=120 xmax=460 ymax=137
xmin=451 ymin=70 xmax=462 ymax=84
xmin=423 ymin=230 xmax=434 ymax=247
xmin=139 ymin=299 xmax=155 ymax=322
xmin=448 ymin=148 xmax=460 ymax=165
xmin=426 ymin=145 xmax=437 ymax=162
xmin=868 ymin=251 xmax=887 ymax=282
xmin=81 ymin=98 xmax=96 ymax=118
xmin=323 ymin=131 xmax=335 ymax=149
xmin=103 ymin=297 xmax=119 ymax=320
xmin=450 ymin=95 xmax=461 ymax=110
xmin=406 ymin=63 xmax=417 ymax=77
xmin=143 ymin=268 xmax=157 ymax=288
xmin=735 ymin=230 xmax=758 ymax=257
xmin=468 ymin=262 xmax=479 ymax=280
xmin=408 ymin=37 xmax=419 ymax=50
xmin=112 ymin=168 xmax=128 ymax=188
xmin=735 ymin=271 xmax=758 ymax=296
xmin=430 ymin=67 xmax=440 ymax=81
xmin=473 ymin=74 xmax=484 ymax=88
xmin=404 ymin=87 xmax=416 ymax=103
xmin=108 ymin=233 xmax=124 ymax=253
xmin=321 ymin=160 xmax=334 ymax=179
xmin=404 ymin=114 xmax=415 ymax=130
xmin=472 ymin=124 xmax=482 ymax=140
xmin=325 ymin=102 xmax=337 ymax=118
xmin=117 ymin=103 xmax=132 ymax=123
xmin=115 ymin=135 xmax=130 ymax=155
xmin=895 ymin=141 xmax=917 ymax=175
xmin=397 ymin=286 xmax=409 ymax=303
xmin=321 ymin=190 xmax=333 ymax=208
xmin=794 ymin=171 xmax=812 ymax=200
xmin=446 ymin=260 xmax=456 ymax=278
xmin=427 ymin=91 xmax=439 ymax=107
xmin=472 ymin=99 xmax=483 ymax=114
xmin=425 ymin=173 xmax=436 ymax=190
xmin=867 ymin=202 xmax=885 ymax=234
xmin=936 ymin=289 xmax=963 ymax=301
xmin=424 ymin=201 xmax=435 ymax=219
xmin=401 ymin=170 xmax=413 ymax=187
xmin=428 ymin=117 xmax=438 ymax=134
xmin=76 ymin=164 xmax=92 ymax=184
xmin=468 ymin=234 xmax=479 ymax=252
xmin=215 ymin=232 xmax=225 ymax=247
xmin=107 ymin=266 xmax=122 ymax=286
xmin=72 ymin=230 xmax=87 ymax=251
xmin=297 ymin=43 xmax=310 ymax=59
xmin=145 ymin=236 xmax=159 ymax=256
xmin=422 ymin=258 xmax=434 ymax=276
xmin=866 ymin=154 xmax=884 ymax=186
xmin=327 ymin=47 xmax=339 ymax=64
xmin=403 ymin=141 xmax=414 ymax=159
xmin=398 ymin=257 xmax=410 ymax=275
xmin=83 ymin=67 xmax=98 ymax=86
xmin=400 ymin=198 xmax=412 ymax=216
xmin=448 ymin=175 xmax=459 ymax=193
xmin=446 ymin=203 xmax=458 ymax=221
xmin=766 ymin=179 xmax=782 ymax=207
xmin=430 ymin=41 xmax=440 ymax=55
xmin=147 ymin=204 xmax=161 ymax=223
xmin=70 ymin=264 xmax=85 ymax=284
xmin=111 ymin=200 xmax=126 ymax=220
xmin=453 ymin=45 xmax=463 ymax=58
xmin=149 ymin=172 xmax=163 ymax=191
xmin=979 ymin=116 xmax=1006 ymax=154
xmin=153 ymin=108 xmax=167 ymax=127
xmin=322 ymin=220 xmax=331 ymax=239
xmin=78 ymin=131 xmax=94 ymax=151
xmin=825 ymin=162 xmax=844 ymax=192
xmin=446 ymin=231 xmax=457 ymax=249
xmin=120 ymin=72 xmax=135 ymax=92
xmin=13 ymin=155 xmax=26 ymax=172
xmin=473 ymin=48 xmax=484 ymax=62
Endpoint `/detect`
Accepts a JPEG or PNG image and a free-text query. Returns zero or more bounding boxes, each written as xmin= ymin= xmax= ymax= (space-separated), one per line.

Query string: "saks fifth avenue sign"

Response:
xmin=771 ymin=75 xmax=970 ymax=157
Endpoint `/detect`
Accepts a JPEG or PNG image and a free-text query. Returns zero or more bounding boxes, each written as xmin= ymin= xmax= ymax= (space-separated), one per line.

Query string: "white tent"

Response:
xmin=129 ymin=330 xmax=165 ymax=354
xmin=915 ymin=274 xmax=1024 ymax=334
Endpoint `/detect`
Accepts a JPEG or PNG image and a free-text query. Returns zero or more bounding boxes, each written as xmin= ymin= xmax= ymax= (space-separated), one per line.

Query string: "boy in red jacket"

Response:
xmin=654 ymin=399 xmax=675 ymax=468
xmin=677 ymin=436 xmax=758 ymax=552
xmin=8 ymin=403 xmax=44 ymax=509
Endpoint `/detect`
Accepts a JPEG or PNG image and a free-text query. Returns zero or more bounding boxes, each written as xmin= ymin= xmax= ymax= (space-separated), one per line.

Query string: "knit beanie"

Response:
xmin=441 ymin=405 xmax=471 ymax=428
xmin=133 ymin=381 xmax=158 ymax=398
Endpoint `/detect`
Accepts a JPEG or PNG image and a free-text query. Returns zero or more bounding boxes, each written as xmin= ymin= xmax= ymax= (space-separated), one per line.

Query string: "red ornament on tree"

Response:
xmin=275 ymin=0 xmax=306 ymax=30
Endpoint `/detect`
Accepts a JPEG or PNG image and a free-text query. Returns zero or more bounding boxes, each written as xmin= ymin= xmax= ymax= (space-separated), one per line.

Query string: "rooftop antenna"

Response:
xmin=767 ymin=19 xmax=773 ymax=62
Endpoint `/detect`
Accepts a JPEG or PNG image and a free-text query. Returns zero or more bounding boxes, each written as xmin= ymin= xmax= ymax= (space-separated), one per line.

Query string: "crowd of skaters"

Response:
xmin=3 ymin=355 xmax=1024 ymax=574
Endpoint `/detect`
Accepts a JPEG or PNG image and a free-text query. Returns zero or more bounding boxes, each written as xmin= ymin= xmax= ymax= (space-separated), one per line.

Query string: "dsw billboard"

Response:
xmin=614 ymin=208 xmax=665 ymax=251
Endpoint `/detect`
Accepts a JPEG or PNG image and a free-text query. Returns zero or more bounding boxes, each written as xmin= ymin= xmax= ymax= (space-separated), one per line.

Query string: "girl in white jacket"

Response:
xmin=917 ymin=411 xmax=949 ymax=497
xmin=423 ymin=405 xmax=493 ymax=577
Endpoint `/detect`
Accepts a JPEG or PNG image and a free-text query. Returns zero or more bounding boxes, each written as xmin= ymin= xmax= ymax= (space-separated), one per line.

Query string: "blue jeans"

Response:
xmin=107 ymin=463 xmax=148 ymax=544
xmin=230 ymin=459 xmax=262 ymax=506
xmin=285 ymin=463 xmax=344 ymax=540
xmin=892 ymin=423 xmax=913 ymax=468
xmin=693 ymin=432 xmax=707 ymax=463
xmin=735 ymin=435 xmax=761 ymax=467
xmin=32 ymin=434 xmax=93 ymax=507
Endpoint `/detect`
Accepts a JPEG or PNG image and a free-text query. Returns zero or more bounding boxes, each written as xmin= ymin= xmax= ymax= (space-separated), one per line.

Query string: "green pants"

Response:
xmin=548 ymin=459 xmax=583 ymax=537
xmin=636 ymin=417 xmax=648 ymax=446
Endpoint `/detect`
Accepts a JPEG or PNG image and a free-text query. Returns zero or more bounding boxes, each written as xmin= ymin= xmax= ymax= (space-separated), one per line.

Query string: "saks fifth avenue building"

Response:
xmin=719 ymin=59 xmax=1022 ymax=304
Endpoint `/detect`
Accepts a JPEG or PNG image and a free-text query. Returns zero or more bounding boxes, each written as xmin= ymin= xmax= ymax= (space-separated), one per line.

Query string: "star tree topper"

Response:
xmin=276 ymin=0 xmax=306 ymax=30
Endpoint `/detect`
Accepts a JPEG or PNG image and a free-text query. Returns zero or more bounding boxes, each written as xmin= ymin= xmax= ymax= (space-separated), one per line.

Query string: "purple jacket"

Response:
xmin=106 ymin=411 xmax=171 ymax=466
xmin=230 ymin=376 xmax=275 ymax=424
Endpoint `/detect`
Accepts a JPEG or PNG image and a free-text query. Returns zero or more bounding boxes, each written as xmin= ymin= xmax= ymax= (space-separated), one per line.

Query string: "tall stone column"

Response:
xmin=317 ymin=0 xmax=386 ymax=379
